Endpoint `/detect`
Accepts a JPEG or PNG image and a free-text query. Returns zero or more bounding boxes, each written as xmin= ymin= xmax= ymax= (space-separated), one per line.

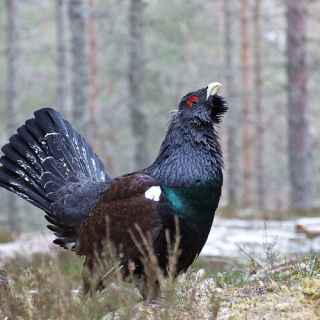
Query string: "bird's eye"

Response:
xmin=186 ymin=95 xmax=199 ymax=108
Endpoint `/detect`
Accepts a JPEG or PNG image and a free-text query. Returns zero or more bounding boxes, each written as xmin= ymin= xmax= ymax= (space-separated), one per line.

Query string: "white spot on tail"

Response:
xmin=65 ymin=242 xmax=76 ymax=250
xmin=44 ymin=132 xmax=59 ymax=138
xmin=145 ymin=186 xmax=161 ymax=202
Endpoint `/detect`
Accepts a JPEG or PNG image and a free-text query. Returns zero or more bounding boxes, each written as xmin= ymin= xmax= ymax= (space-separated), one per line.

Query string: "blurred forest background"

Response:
xmin=0 ymin=0 xmax=319 ymax=233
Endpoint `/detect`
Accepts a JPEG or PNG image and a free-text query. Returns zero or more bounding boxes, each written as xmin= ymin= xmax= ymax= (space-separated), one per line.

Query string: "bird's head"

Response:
xmin=176 ymin=82 xmax=227 ymax=127
xmin=146 ymin=82 xmax=227 ymax=186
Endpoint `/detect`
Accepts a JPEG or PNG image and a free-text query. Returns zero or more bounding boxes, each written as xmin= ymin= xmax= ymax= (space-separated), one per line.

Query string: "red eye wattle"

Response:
xmin=186 ymin=95 xmax=199 ymax=108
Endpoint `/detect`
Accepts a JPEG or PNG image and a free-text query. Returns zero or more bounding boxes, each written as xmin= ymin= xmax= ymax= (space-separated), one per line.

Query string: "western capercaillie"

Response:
xmin=0 ymin=82 xmax=227 ymax=298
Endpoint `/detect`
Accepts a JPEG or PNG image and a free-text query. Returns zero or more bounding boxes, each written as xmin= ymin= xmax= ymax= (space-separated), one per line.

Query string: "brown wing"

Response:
xmin=77 ymin=173 xmax=162 ymax=263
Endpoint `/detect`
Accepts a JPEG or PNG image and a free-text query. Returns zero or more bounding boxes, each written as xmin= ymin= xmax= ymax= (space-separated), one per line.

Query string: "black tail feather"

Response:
xmin=0 ymin=166 xmax=50 ymax=212
xmin=0 ymin=107 xmax=109 ymax=249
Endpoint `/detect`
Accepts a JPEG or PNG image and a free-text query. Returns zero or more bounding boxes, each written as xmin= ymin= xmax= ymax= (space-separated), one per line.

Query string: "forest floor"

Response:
xmin=0 ymin=241 xmax=319 ymax=319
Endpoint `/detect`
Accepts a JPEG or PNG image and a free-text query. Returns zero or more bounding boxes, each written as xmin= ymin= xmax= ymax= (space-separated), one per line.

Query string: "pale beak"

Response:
xmin=206 ymin=82 xmax=222 ymax=100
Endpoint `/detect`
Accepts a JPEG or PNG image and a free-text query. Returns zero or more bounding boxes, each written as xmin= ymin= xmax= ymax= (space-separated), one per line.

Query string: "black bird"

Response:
xmin=0 ymin=82 xmax=227 ymax=297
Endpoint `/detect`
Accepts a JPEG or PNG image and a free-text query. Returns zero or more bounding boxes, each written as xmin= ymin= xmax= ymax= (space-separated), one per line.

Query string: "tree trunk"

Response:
xmin=55 ymin=0 xmax=68 ymax=115
xmin=224 ymin=0 xmax=239 ymax=207
xmin=240 ymin=0 xmax=253 ymax=208
xmin=88 ymin=0 xmax=99 ymax=145
xmin=253 ymin=0 xmax=265 ymax=209
xmin=5 ymin=0 xmax=20 ymax=233
xmin=68 ymin=0 xmax=89 ymax=131
xmin=128 ymin=0 xmax=149 ymax=169
xmin=286 ymin=1 xmax=312 ymax=209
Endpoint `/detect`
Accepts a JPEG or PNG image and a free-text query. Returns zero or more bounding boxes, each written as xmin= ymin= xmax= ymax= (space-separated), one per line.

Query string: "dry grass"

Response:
xmin=0 ymin=248 xmax=319 ymax=319
xmin=0 ymin=250 xmax=223 ymax=320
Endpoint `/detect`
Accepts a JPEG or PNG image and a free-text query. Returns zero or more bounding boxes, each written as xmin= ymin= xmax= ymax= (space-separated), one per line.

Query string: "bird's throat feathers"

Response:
xmin=145 ymin=111 xmax=223 ymax=189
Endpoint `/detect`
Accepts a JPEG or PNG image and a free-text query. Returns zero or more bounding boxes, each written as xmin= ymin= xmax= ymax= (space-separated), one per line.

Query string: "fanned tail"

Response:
xmin=0 ymin=107 xmax=110 ymax=249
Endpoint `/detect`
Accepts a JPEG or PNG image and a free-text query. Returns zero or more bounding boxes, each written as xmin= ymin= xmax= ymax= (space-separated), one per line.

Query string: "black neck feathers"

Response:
xmin=145 ymin=110 xmax=223 ymax=188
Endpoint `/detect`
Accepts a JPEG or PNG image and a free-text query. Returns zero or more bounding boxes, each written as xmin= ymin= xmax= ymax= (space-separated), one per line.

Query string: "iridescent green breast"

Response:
xmin=162 ymin=185 xmax=220 ymax=224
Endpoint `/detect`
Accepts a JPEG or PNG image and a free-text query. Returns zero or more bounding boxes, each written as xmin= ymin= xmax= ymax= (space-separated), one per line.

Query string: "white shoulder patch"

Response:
xmin=145 ymin=186 xmax=161 ymax=202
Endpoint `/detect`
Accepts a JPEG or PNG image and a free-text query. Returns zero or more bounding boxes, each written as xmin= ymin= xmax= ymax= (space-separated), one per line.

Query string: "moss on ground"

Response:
xmin=220 ymin=277 xmax=320 ymax=319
